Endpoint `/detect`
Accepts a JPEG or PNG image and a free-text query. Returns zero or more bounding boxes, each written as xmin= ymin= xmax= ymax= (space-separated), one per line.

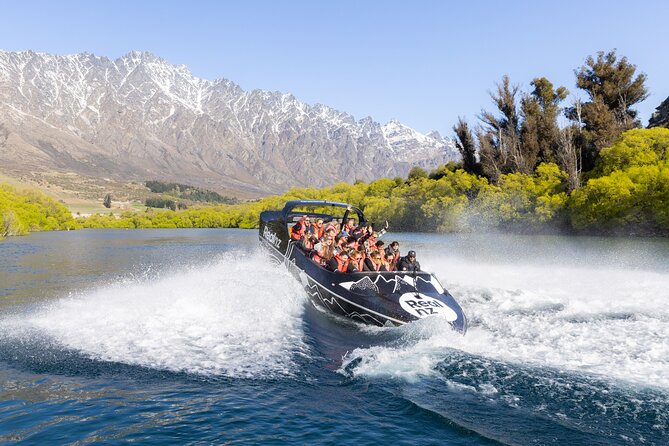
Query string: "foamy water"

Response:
xmin=342 ymin=252 xmax=669 ymax=388
xmin=1 ymin=251 xmax=309 ymax=378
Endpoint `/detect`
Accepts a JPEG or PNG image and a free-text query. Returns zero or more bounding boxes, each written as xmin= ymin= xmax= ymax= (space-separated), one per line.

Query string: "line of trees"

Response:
xmin=144 ymin=181 xmax=238 ymax=204
xmin=73 ymin=124 xmax=669 ymax=236
xmin=454 ymin=50 xmax=654 ymax=191
xmin=3 ymin=126 xmax=667 ymax=237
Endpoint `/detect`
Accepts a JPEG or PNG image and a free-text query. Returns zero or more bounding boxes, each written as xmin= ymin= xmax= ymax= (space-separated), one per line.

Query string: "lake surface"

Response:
xmin=0 ymin=229 xmax=668 ymax=445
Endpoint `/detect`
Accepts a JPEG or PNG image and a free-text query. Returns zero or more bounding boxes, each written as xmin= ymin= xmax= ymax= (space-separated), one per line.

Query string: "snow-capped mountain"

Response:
xmin=0 ymin=50 xmax=458 ymax=194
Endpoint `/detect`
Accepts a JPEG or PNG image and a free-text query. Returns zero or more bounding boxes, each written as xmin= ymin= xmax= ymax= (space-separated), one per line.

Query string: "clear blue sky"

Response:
xmin=2 ymin=0 xmax=667 ymax=136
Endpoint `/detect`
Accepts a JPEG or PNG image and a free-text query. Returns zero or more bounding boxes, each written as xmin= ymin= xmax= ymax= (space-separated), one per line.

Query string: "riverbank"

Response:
xmin=2 ymin=128 xmax=668 ymax=239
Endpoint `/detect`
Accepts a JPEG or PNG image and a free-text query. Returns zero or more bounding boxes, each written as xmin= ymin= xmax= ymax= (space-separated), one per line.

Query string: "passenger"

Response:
xmin=328 ymin=250 xmax=350 ymax=273
xmin=363 ymin=232 xmax=380 ymax=253
xmin=335 ymin=235 xmax=348 ymax=254
xmin=324 ymin=221 xmax=339 ymax=235
xmin=290 ymin=221 xmax=304 ymax=241
xmin=324 ymin=227 xmax=337 ymax=240
xmin=314 ymin=237 xmax=335 ymax=265
xmin=348 ymin=251 xmax=363 ymax=272
xmin=351 ymin=222 xmax=368 ymax=240
xmin=384 ymin=241 xmax=400 ymax=267
xmin=341 ymin=218 xmax=357 ymax=236
xmin=384 ymin=253 xmax=395 ymax=271
xmin=314 ymin=218 xmax=325 ymax=239
xmin=301 ymin=233 xmax=318 ymax=253
xmin=364 ymin=251 xmax=388 ymax=272
xmin=397 ymin=250 xmax=421 ymax=272
xmin=362 ymin=221 xmax=389 ymax=240
xmin=303 ymin=216 xmax=314 ymax=236
xmin=374 ymin=240 xmax=385 ymax=254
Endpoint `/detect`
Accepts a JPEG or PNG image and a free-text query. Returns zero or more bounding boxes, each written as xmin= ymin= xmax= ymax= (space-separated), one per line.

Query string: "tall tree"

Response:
xmin=453 ymin=117 xmax=481 ymax=175
xmin=478 ymin=75 xmax=528 ymax=179
xmin=521 ymin=77 xmax=569 ymax=165
xmin=566 ymin=50 xmax=648 ymax=170
xmin=648 ymin=95 xmax=669 ymax=129
xmin=556 ymin=125 xmax=581 ymax=191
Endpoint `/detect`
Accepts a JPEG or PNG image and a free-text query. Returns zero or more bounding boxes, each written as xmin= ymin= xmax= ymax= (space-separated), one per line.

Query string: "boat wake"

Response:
xmin=341 ymin=255 xmax=669 ymax=388
xmin=339 ymin=252 xmax=669 ymax=444
xmin=0 ymin=250 xmax=309 ymax=378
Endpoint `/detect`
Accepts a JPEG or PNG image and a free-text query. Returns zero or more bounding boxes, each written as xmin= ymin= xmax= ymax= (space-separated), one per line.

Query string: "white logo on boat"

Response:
xmin=399 ymin=293 xmax=458 ymax=321
xmin=263 ymin=226 xmax=281 ymax=249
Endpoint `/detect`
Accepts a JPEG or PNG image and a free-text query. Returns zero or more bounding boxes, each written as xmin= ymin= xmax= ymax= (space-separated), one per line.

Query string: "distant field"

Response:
xmin=0 ymin=170 xmax=192 ymax=216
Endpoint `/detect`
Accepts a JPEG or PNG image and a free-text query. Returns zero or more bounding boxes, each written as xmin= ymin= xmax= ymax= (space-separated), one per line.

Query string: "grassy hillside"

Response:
xmin=0 ymin=184 xmax=76 ymax=238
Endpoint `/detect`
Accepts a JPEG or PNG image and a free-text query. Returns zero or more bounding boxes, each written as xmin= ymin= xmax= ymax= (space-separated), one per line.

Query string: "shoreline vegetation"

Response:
xmin=2 ymin=50 xmax=668 ymax=239
xmin=1 ymin=127 xmax=668 ymax=239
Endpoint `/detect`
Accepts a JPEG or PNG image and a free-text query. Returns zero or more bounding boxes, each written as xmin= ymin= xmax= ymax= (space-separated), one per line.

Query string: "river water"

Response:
xmin=0 ymin=229 xmax=667 ymax=445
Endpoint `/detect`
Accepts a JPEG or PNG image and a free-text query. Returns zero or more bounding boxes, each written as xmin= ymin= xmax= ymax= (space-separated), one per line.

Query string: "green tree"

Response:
xmin=407 ymin=166 xmax=428 ymax=182
xmin=453 ymin=117 xmax=481 ymax=175
xmin=521 ymin=77 xmax=569 ymax=166
xmin=478 ymin=75 xmax=526 ymax=179
xmin=567 ymin=50 xmax=649 ymax=170
xmin=103 ymin=194 xmax=112 ymax=208
xmin=648 ymin=95 xmax=669 ymax=129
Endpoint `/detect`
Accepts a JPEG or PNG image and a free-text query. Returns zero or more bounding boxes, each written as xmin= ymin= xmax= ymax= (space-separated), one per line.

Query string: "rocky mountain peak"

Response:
xmin=0 ymin=50 xmax=459 ymax=196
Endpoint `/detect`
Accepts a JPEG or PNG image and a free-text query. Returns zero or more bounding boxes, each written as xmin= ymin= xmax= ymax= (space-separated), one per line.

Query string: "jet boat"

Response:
xmin=259 ymin=200 xmax=467 ymax=333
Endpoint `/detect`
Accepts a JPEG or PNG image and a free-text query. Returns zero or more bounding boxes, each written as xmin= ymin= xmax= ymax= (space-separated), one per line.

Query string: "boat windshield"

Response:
xmin=284 ymin=202 xmax=365 ymax=227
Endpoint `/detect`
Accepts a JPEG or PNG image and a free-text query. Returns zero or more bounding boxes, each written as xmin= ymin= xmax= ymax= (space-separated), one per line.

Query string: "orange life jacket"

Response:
xmin=334 ymin=255 xmax=349 ymax=273
xmin=291 ymin=222 xmax=304 ymax=241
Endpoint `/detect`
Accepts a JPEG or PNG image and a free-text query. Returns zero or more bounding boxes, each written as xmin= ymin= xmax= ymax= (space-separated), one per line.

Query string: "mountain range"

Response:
xmin=0 ymin=50 xmax=458 ymax=195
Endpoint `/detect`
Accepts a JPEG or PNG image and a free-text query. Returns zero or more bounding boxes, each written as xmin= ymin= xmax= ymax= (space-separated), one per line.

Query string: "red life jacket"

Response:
xmin=291 ymin=228 xmax=303 ymax=241
xmin=291 ymin=221 xmax=304 ymax=241
xmin=335 ymin=255 xmax=349 ymax=273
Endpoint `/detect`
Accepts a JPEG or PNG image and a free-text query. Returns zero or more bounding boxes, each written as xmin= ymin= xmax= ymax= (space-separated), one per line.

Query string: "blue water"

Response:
xmin=0 ymin=229 xmax=668 ymax=445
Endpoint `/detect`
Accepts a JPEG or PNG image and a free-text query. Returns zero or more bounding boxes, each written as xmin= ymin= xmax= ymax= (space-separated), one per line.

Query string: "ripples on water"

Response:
xmin=0 ymin=230 xmax=668 ymax=444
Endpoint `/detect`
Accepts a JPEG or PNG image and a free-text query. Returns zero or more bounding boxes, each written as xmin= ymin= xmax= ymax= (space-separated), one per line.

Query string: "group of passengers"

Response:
xmin=289 ymin=212 xmax=421 ymax=274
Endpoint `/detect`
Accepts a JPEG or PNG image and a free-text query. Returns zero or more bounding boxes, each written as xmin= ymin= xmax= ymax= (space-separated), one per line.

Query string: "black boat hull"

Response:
xmin=259 ymin=208 xmax=467 ymax=333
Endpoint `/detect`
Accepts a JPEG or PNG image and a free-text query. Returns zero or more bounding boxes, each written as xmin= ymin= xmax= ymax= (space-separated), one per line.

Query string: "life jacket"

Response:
xmin=315 ymin=225 xmax=324 ymax=239
xmin=334 ymin=255 xmax=349 ymax=273
xmin=290 ymin=223 xmax=304 ymax=241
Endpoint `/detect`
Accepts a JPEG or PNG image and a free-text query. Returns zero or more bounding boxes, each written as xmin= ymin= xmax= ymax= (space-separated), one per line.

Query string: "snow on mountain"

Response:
xmin=0 ymin=50 xmax=459 ymax=194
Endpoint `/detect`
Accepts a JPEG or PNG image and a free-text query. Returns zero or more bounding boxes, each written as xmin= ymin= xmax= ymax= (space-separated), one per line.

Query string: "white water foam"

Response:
xmin=2 ymin=251 xmax=309 ymax=378
xmin=342 ymin=251 xmax=669 ymax=388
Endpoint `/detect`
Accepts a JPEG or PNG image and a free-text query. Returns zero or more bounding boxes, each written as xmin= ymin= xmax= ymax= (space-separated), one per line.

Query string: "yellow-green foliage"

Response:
xmin=475 ymin=163 xmax=568 ymax=229
xmin=71 ymin=166 xmax=570 ymax=233
xmin=569 ymin=128 xmax=669 ymax=233
xmin=0 ymin=184 xmax=77 ymax=237
xmin=5 ymin=128 xmax=667 ymax=237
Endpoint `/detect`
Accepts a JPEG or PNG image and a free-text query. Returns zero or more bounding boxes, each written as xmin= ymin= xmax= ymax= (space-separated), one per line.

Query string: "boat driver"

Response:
xmin=397 ymin=250 xmax=421 ymax=272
